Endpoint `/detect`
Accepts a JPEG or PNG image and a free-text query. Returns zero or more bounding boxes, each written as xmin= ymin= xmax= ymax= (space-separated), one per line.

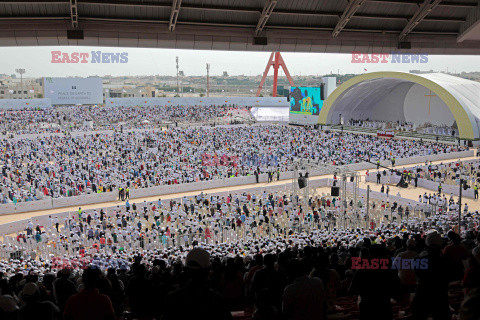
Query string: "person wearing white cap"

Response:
xmin=164 ymin=247 xmax=232 ymax=320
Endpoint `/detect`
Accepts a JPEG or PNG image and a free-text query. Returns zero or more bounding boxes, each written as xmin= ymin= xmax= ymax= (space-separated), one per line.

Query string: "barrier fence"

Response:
xmin=0 ymin=149 xmax=473 ymax=216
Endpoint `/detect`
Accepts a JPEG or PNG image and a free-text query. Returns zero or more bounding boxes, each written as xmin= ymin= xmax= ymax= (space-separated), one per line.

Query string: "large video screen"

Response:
xmin=44 ymin=77 xmax=103 ymax=105
xmin=289 ymin=86 xmax=323 ymax=115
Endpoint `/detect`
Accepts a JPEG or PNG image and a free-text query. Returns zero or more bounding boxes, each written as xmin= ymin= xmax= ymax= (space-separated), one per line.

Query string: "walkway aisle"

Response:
xmin=0 ymin=154 xmax=477 ymax=225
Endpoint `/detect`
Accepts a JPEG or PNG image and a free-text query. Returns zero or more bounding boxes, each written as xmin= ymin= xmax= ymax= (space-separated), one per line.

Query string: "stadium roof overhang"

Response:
xmin=318 ymin=71 xmax=479 ymax=140
xmin=0 ymin=0 xmax=480 ymax=54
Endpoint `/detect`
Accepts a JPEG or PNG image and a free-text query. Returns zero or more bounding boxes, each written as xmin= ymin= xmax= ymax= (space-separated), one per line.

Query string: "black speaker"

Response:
xmin=253 ymin=37 xmax=268 ymax=45
xmin=331 ymin=186 xmax=339 ymax=197
xmin=320 ymin=83 xmax=325 ymax=100
xmin=397 ymin=41 xmax=411 ymax=49
xmin=10 ymin=250 xmax=22 ymax=259
xmin=298 ymin=177 xmax=306 ymax=189
xmin=67 ymin=30 xmax=84 ymax=40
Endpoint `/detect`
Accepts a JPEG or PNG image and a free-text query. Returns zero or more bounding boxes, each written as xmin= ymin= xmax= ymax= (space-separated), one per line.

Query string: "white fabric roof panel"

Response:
xmin=326 ymin=72 xmax=480 ymax=139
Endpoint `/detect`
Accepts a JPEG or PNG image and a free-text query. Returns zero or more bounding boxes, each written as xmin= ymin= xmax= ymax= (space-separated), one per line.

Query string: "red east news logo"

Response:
xmin=351 ymin=51 xmax=429 ymax=64
xmin=51 ymin=51 xmax=129 ymax=63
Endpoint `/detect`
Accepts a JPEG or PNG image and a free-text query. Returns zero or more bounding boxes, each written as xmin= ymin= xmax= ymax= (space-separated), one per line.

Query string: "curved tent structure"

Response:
xmin=319 ymin=72 xmax=480 ymax=140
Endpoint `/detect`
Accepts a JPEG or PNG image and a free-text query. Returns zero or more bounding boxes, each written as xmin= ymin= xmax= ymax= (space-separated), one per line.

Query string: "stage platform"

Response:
xmin=329 ymin=125 xmax=463 ymax=145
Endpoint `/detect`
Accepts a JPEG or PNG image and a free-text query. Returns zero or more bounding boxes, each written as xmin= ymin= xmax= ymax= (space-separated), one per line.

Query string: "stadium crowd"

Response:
xmin=0 ymin=105 xmax=254 ymax=135
xmin=0 ymin=187 xmax=479 ymax=319
xmin=0 ymin=124 xmax=467 ymax=204
xmin=0 ymin=104 xmax=477 ymax=319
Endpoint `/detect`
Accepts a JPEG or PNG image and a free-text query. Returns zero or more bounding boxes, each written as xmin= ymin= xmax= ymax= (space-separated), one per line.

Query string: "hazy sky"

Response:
xmin=1 ymin=46 xmax=479 ymax=78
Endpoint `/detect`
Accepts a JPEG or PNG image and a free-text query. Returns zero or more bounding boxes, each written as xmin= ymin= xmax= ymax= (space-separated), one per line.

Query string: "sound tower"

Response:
xmin=331 ymin=186 xmax=339 ymax=197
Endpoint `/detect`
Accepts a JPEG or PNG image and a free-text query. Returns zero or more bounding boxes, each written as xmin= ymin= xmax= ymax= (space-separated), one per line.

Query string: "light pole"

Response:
xmin=176 ymin=57 xmax=179 ymax=96
xmin=459 ymin=178 xmax=463 ymax=232
xmin=366 ymin=185 xmax=370 ymax=229
xmin=206 ymin=63 xmax=210 ymax=97
xmin=15 ymin=68 xmax=25 ymax=99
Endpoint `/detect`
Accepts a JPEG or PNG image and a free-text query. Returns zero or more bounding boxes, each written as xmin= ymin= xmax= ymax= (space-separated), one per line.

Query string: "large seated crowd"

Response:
xmin=0 ymin=123 xmax=466 ymax=204
xmin=0 ymin=104 xmax=478 ymax=319
xmin=0 ymin=105 xmax=254 ymax=135
xmin=0 ymin=186 xmax=479 ymax=319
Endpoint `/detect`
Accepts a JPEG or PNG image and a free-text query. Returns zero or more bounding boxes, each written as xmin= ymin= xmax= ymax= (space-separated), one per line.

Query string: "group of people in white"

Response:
xmin=0 ymin=105 xmax=479 ymax=319
xmin=347 ymin=119 xmax=414 ymax=131
xmin=347 ymin=118 xmax=459 ymax=137
xmin=412 ymin=160 xmax=480 ymax=188
xmin=0 ymin=121 xmax=466 ymax=205
xmin=0 ymin=104 xmax=254 ymax=135
xmin=0 ymin=183 xmax=475 ymax=277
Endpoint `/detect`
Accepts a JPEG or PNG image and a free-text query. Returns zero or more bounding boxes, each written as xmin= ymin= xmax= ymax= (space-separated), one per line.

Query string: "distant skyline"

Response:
xmin=0 ymin=46 xmax=479 ymax=78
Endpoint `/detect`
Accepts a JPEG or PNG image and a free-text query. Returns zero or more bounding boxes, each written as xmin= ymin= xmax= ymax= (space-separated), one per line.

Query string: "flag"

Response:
xmin=29 ymin=89 xmax=34 ymax=93
xmin=8 ymin=90 xmax=13 ymax=93
xmin=122 ymin=89 xmax=127 ymax=93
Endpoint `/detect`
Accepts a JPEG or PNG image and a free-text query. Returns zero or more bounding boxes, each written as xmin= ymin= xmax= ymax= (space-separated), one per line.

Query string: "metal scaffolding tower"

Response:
xmin=206 ymin=63 xmax=210 ymax=97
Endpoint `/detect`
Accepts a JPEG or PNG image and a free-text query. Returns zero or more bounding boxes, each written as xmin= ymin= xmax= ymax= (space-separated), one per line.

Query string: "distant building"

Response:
xmin=0 ymin=79 xmax=42 ymax=99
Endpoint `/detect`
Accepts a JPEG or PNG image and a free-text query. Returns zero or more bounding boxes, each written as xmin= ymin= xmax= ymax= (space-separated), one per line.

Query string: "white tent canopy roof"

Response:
xmin=322 ymin=72 xmax=480 ymax=139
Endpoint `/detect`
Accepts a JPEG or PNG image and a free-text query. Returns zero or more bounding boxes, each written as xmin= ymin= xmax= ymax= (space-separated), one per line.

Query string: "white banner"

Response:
xmin=44 ymin=77 xmax=103 ymax=105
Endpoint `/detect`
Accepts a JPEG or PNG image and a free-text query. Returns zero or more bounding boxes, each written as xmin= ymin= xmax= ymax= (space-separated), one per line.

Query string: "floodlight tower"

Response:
xmin=206 ymin=63 xmax=210 ymax=97
xmin=15 ymin=68 xmax=26 ymax=99
xmin=176 ymin=56 xmax=179 ymax=95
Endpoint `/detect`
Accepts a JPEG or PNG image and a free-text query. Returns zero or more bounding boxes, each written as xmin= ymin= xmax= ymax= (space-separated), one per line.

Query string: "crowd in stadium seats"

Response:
xmin=0 ymin=104 xmax=478 ymax=319
xmin=0 ymin=187 xmax=479 ymax=319
xmin=0 ymin=105 xmax=254 ymax=135
xmin=0 ymin=124 xmax=466 ymax=204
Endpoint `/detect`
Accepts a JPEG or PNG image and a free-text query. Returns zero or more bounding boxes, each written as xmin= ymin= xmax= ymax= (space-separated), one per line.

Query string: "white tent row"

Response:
xmin=251 ymin=106 xmax=289 ymax=122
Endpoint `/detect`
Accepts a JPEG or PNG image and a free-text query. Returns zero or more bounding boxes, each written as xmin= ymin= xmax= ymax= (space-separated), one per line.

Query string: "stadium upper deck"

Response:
xmin=0 ymin=0 xmax=479 ymax=54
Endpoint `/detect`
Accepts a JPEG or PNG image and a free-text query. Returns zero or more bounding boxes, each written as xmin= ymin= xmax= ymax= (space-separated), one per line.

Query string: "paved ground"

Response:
xmin=0 ymin=153 xmax=477 ymax=225
xmin=361 ymin=180 xmax=479 ymax=209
